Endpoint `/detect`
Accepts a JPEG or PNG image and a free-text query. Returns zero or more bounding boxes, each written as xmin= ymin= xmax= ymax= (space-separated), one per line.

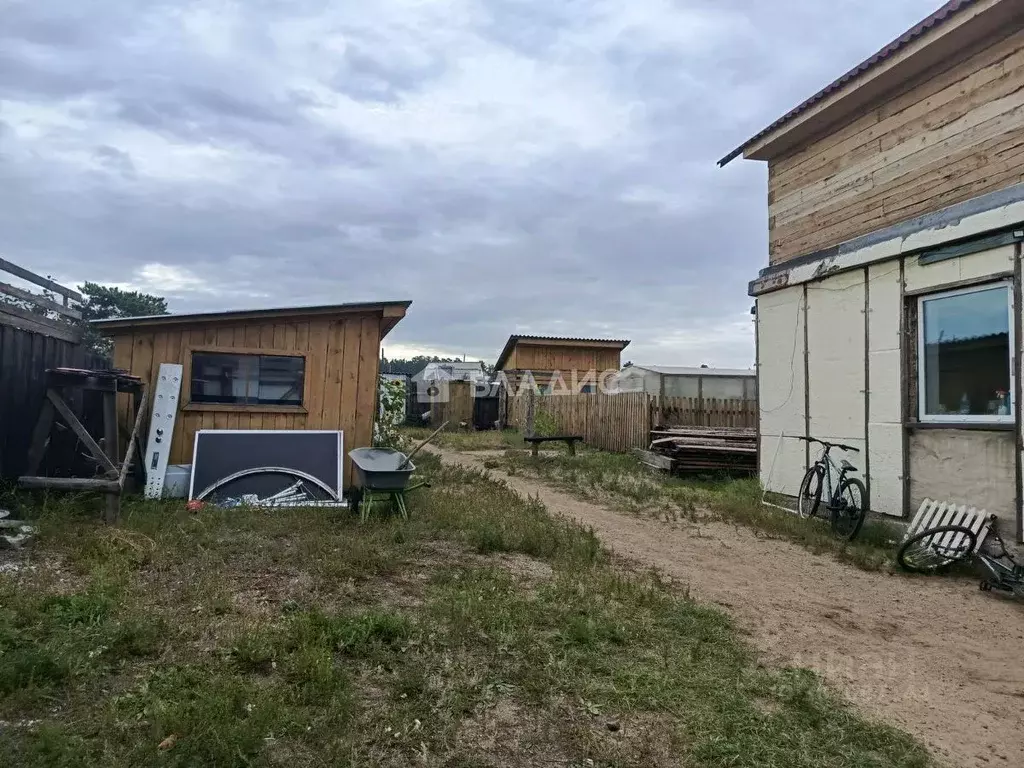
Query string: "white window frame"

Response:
xmin=917 ymin=280 xmax=1015 ymax=424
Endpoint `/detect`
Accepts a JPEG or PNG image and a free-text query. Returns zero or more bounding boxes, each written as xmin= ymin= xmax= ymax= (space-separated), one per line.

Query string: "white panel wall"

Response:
xmin=806 ymin=271 xmax=866 ymax=466
xmin=867 ymin=263 xmax=904 ymax=516
xmin=904 ymin=243 xmax=1015 ymax=292
xmin=758 ymin=241 xmax=1020 ymax=520
xmin=757 ymin=286 xmax=806 ymax=496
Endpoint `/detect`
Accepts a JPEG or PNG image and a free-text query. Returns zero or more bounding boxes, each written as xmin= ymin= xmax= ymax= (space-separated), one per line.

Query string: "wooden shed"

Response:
xmin=494 ymin=335 xmax=630 ymax=393
xmin=95 ymin=300 xmax=410 ymax=487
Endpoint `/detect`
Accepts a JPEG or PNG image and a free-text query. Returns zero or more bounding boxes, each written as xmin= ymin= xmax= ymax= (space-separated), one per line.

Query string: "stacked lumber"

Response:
xmin=636 ymin=426 xmax=757 ymax=475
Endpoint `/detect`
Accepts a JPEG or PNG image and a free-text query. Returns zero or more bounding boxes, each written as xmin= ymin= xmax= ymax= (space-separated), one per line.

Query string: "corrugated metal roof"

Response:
xmin=495 ymin=334 xmax=631 ymax=370
xmin=718 ymin=0 xmax=977 ymax=166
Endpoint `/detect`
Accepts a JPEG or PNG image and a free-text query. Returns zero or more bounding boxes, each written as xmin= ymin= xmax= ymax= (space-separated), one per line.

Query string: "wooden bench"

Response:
xmin=524 ymin=435 xmax=583 ymax=457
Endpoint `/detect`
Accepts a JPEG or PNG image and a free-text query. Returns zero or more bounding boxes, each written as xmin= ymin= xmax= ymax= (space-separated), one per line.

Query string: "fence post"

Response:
xmin=525 ymin=387 xmax=535 ymax=438
xmin=658 ymin=374 xmax=665 ymax=427
xmin=697 ymin=376 xmax=705 ymax=426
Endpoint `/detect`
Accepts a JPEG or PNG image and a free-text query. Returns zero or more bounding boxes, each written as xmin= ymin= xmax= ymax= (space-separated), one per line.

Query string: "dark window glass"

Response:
xmin=191 ymin=352 xmax=304 ymax=406
xmin=921 ymin=285 xmax=1011 ymax=419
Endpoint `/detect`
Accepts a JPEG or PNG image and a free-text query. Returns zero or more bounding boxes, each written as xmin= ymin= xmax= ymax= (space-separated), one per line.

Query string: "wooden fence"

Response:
xmin=508 ymin=392 xmax=651 ymax=452
xmin=0 ymin=259 xmax=107 ymax=480
xmin=506 ymin=392 xmax=757 ymax=453
xmin=430 ymin=380 xmax=475 ymax=427
xmin=658 ymin=396 xmax=757 ymax=429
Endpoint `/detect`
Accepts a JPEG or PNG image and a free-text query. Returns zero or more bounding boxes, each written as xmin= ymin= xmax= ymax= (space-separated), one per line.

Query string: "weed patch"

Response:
xmin=496 ymin=449 xmax=903 ymax=571
xmin=0 ymin=449 xmax=934 ymax=766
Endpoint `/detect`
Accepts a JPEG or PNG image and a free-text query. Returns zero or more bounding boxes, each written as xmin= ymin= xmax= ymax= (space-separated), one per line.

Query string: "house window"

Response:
xmin=918 ymin=283 xmax=1013 ymax=422
xmin=191 ymin=352 xmax=305 ymax=406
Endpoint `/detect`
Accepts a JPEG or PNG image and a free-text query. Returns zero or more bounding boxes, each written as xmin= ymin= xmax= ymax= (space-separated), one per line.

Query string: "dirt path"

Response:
xmin=434 ymin=446 xmax=1024 ymax=768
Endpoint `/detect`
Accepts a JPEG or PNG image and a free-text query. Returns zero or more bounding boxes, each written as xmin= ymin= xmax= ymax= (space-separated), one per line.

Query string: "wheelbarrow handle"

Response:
xmin=404 ymin=481 xmax=431 ymax=492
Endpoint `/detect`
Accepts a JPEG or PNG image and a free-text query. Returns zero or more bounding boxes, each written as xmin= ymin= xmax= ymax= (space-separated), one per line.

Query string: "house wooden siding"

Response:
xmin=768 ymin=25 xmax=1024 ymax=264
xmin=506 ymin=343 xmax=623 ymax=374
xmin=496 ymin=338 xmax=628 ymax=391
xmin=105 ymin=307 xmax=401 ymax=488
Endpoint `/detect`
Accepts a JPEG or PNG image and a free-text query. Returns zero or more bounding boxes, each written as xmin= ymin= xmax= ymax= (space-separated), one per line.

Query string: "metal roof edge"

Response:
xmin=93 ymin=300 xmax=412 ymax=331
xmin=719 ymin=0 xmax=980 ymax=167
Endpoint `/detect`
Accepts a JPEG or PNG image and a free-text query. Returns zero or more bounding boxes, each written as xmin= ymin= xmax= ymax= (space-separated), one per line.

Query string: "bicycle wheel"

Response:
xmin=897 ymin=525 xmax=977 ymax=574
xmin=797 ymin=466 xmax=823 ymax=518
xmin=831 ymin=477 xmax=867 ymax=541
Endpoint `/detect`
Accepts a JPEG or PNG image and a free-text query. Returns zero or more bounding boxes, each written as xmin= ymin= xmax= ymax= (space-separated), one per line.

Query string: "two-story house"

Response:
xmin=723 ymin=0 xmax=1024 ymax=537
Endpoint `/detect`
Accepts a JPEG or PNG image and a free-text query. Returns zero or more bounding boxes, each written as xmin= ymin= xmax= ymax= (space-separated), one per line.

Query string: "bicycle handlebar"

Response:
xmin=794 ymin=436 xmax=860 ymax=453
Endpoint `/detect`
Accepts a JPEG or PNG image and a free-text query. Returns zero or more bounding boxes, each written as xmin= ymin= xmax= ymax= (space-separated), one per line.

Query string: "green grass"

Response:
xmin=492 ymin=448 xmax=905 ymax=571
xmin=0 ymin=455 xmax=933 ymax=767
xmin=403 ymin=425 xmax=524 ymax=451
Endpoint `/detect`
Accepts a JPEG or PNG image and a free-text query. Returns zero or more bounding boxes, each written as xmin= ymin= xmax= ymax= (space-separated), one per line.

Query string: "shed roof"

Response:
xmin=416 ymin=361 xmax=488 ymax=382
xmin=93 ymin=300 xmax=411 ymax=337
xmin=624 ymin=365 xmax=755 ymax=378
xmin=718 ymin=0 xmax=1017 ymax=165
xmin=495 ymin=334 xmax=631 ymax=371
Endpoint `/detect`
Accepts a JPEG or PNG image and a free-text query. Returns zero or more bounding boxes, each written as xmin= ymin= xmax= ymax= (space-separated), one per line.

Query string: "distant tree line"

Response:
xmin=380 ymin=356 xmax=463 ymax=377
xmin=381 ymin=356 xmax=497 ymax=378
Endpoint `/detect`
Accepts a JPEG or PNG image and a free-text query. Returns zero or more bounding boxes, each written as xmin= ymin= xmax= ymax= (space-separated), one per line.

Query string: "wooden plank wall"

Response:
xmin=431 ymin=380 xmax=474 ymax=426
xmin=108 ymin=313 xmax=383 ymax=486
xmin=660 ymin=397 xmax=758 ymax=429
xmin=512 ymin=343 xmax=622 ymax=374
xmin=768 ymin=27 xmax=1024 ymax=264
xmin=0 ymin=323 xmax=108 ymax=479
xmin=507 ymin=393 xmax=757 ymax=453
xmin=508 ymin=392 xmax=650 ymax=452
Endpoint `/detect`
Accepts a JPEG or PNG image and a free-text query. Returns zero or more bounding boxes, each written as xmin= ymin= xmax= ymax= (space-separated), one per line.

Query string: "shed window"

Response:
xmin=918 ymin=283 xmax=1013 ymax=423
xmin=191 ymin=352 xmax=305 ymax=406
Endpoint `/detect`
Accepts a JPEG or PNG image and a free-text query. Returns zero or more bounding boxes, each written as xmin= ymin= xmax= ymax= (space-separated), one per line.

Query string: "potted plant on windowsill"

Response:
xmin=995 ymin=390 xmax=1009 ymax=416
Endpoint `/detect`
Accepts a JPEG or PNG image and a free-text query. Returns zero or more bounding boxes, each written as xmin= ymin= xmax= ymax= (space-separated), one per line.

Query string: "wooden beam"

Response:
xmin=46 ymin=389 xmax=118 ymax=476
xmin=119 ymin=389 xmax=149 ymax=488
xmin=18 ymin=476 xmax=121 ymax=492
xmin=23 ymin=400 xmax=55 ymax=476
xmin=102 ymin=392 xmax=120 ymax=524
xmin=633 ymin=450 xmax=674 ymax=472
xmin=0 ymin=282 xmax=82 ymax=319
xmin=0 ymin=306 xmax=81 ymax=343
xmin=0 ymin=257 xmax=83 ymax=301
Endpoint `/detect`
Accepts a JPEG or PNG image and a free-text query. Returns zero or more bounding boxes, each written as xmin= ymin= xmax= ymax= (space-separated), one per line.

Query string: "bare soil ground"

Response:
xmin=434 ymin=446 xmax=1024 ymax=768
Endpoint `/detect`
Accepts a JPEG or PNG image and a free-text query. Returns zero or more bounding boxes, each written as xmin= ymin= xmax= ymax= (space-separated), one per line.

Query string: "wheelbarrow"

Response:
xmin=349 ymin=447 xmax=429 ymax=522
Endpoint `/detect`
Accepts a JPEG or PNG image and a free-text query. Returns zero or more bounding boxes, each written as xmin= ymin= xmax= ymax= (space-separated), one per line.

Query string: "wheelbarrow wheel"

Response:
xmin=348 ymin=487 xmax=363 ymax=515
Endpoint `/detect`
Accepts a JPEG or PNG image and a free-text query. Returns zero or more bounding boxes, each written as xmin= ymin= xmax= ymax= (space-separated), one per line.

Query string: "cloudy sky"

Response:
xmin=1 ymin=0 xmax=943 ymax=366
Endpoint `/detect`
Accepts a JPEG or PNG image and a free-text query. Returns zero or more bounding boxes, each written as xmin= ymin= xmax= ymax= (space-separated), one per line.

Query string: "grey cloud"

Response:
xmin=0 ymin=0 xmax=944 ymax=366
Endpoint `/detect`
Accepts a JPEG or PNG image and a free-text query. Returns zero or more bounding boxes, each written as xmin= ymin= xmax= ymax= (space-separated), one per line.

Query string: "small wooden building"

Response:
xmin=494 ymin=334 xmax=630 ymax=393
xmin=95 ymin=300 xmax=410 ymax=487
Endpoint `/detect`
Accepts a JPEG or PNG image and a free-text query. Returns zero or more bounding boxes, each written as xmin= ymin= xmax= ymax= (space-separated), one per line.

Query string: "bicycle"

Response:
xmin=897 ymin=518 xmax=1024 ymax=598
xmin=795 ymin=436 xmax=868 ymax=541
